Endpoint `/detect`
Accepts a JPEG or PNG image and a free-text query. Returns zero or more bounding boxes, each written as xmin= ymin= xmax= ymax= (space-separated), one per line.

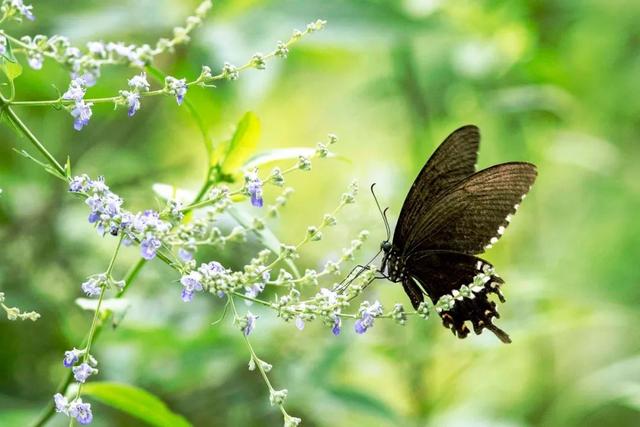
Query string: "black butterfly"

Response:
xmin=377 ymin=125 xmax=537 ymax=343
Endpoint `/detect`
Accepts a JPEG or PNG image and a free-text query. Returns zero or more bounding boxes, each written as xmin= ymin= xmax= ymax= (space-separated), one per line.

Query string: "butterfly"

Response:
xmin=376 ymin=125 xmax=537 ymax=343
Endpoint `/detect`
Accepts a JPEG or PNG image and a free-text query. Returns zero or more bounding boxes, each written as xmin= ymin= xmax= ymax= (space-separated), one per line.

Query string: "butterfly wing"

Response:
xmin=393 ymin=125 xmax=480 ymax=251
xmin=402 ymin=162 xmax=537 ymax=256
xmin=404 ymin=250 xmax=511 ymax=343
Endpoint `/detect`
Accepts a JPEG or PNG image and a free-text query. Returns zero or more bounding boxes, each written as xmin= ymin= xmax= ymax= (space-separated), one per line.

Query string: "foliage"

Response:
xmin=0 ymin=0 xmax=639 ymax=427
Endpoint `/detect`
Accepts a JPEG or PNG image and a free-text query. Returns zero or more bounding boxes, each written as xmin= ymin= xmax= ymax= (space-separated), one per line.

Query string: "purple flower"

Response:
xmin=295 ymin=317 xmax=305 ymax=331
xmin=180 ymin=271 xmax=203 ymax=302
xmin=199 ymin=261 xmax=226 ymax=277
xmin=107 ymin=42 xmax=133 ymax=58
xmin=81 ymin=277 xmax=102 ymax=297
xmin=102 ymin=194 xmax=122 ymax=216
xmin=133 ymin=210 xmax=165 ymax=233
xmin=331 ymin=316 xmax=341 ymax=336
xmin=121 ymin=91 xmax=140 ymax=117
xmin=128 ymin=72 xmax=150 ymax=91
xmin=71 ymin=69 xmax=99 ymax=87
xmin=12 ymin=0 xmax=35 ymax=21
xmin=87 ymin=211 xmax=100 ymax=224
xmin=178 ymin=248 xmax=193 ymax=262
xmin=165 ymin=76 xmax=187 ymax=105
xmin=243 ymin=311 xmax=257 ymax=336
xmin=245 ymin=173 xmax=263 ymax=208
xmin=244 ymin=282 xmax=264 ymax=299
xmin=89 ymin=176 xmax=109 ymax=193
xmin=62 ymin=78 xmax=87 ymax=101
xmin=87 ymin=41 xmax=106 ymax=58
xmin=354 ymin=301 xmax=383 ymax=335
xmin=53 ymin=393 xmax=68 ymax=413
xmin=27 ymin=53 xmax=43 ymax=70
xmin=0 ymin=36 xmax=7 ymax=56
xmin=70 ymin=100 xmax=93 ymax=131
xmin=140 ymin=236 xmax=161 ymax=260
xmin=65 ymin=47 xmax=81 ymax=59
xmin=72 ymin=362 xmax=96 ymax=383
xmin=353 ymin=318 xmax=368 ymax=334
xmin=63 ymin=348 xmax=83 ymax=368
xmin=69 ymin=175 xmax=90 ymax=193
xmin=68 ymin=399 xmax=93 ymax=425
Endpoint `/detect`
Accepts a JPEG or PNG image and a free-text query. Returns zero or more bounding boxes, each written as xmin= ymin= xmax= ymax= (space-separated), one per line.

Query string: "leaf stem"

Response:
xmin=2 ymin=105 xmax=66 ymax=177
xmin=229 ymin=297 xmax=292 ymax=421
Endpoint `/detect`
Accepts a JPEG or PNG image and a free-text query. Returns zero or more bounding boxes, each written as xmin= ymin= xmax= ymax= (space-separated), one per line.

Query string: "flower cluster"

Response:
xmin=244 ymin=170 xmax=264 ymax=208
xmin=301 ymin=288 xmax=349 ymax=335
xmin=62 ymin=77 xmax=93 ymax=130
xmin=69 ymin=174 xmax=174 ymax=260
xmin=179 ymin=261 xmax=237 ymax=302
xmin=165 ymin=76 xmax=188 ymax=105
xmin=119 ymin=72 xmax=150 ymax=116
xmin=354 ymin=300 xmax=384 ymax=334
xmin=0 ymin=291 xmax=40 ymax=321
xmin=54 ymin=347 xmax=99 ymax=424
xmin=239 ymin=311 xmax=258 ymax=336
xmin=7 ymin=1 xmax=212 ymax=84
xmin=5 ymin=3 xmax=360 ymax=427
xmin=54 ymin=394 xmax=92 ymax=425
xmin=1 ymin=0 xmax=34 ymax=22
xmin=81 ymin=273 xmax=125 ymax=297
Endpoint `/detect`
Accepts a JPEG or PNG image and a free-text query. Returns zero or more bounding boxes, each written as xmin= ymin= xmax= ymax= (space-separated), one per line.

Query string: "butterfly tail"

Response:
xmin=486 ymin=323 xmax=512 ymax=344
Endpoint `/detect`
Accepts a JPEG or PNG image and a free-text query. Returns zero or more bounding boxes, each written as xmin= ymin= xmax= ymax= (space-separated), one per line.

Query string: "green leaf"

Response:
xmin=0 ymin=408 xmax=37 ymax=427
xmin=243 ymin=147 xmax=347 ymax=170
xmin=65 ymin=156 xmax=72 ymax=178
xmin=1 ymin=40 xmax=22 ymax=81
xmin=82 ymin=382 xmax=192 ymax=427
xmin=75 ymin=297 xmax=129 ymax=314
xmin=326 ymin=385 xmax=398 ymax=421
xmin=219 ymin=112 xmax=261 ymax=174
xmin=1 ymin=58 xmax=22 ymax=81
xmin=152 ymin=183 xmax=197 ymax=203
xmin=2 ymin=38 xmax=18 ymax=63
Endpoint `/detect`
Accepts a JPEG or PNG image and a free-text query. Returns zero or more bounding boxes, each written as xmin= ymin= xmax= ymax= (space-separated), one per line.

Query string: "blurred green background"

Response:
xmin=1 ymin=0 xmax=640 ymax=426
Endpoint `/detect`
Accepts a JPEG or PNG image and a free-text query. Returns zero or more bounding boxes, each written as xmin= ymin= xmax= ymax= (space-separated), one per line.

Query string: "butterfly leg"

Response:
xmin=333 ymin=264 xmax=368 ymax=293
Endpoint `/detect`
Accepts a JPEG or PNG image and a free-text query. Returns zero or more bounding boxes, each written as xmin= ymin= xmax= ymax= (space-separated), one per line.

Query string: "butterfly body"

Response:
xmin=379 ymin=125 xmax=537 ymax=344
xmin=380 ymin=244 xmax=405 ymax=282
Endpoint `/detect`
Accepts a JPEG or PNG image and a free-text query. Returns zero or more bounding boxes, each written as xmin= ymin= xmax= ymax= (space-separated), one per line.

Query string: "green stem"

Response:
xmin=29 ymin=257 xmax=145 ymax=427
xmin=7 ymin=24 xmax=320 ymax=108
xmin=3 ymin=105 xmax=66 ymax=177
xmin=72 ymin=237 xmax=123 ymax=406
xmin=229 ymin=297 xmax=291 ymax=419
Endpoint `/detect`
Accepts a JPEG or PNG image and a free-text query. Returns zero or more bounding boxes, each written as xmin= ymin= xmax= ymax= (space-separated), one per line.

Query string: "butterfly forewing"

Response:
xmin=401 ymin=162 xmax=537 ymax=256
xmin=393 ymin=125 xmax=480 ymax=250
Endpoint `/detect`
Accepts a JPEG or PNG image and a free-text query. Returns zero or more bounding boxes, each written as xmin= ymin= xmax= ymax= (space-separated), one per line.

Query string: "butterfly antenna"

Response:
xmin=370 ymin=183 xmax=391 ymax=240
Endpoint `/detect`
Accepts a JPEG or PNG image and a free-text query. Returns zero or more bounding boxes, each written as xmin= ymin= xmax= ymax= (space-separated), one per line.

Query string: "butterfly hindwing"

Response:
xmin=393 ymin=125 xmax=480 ymax=250
xmin=401 ymin=162 xmax=537 ymax=256
xmin=405 ymin=250 xmax=511 ymax=343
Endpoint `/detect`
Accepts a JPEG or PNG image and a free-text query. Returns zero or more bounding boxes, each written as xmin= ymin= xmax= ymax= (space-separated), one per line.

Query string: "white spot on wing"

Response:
xmin=506 ymin=214 xmax=513 ymax=223
xmin=490 ymin=237 xmax=498 ymax=244
xmin=498 ymin=226 xmax=505 ymax=235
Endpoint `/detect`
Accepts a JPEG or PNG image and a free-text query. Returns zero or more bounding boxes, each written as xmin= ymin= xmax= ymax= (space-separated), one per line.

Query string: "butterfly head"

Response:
xmin=380 ymin=240 xmax=392 ymax=253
